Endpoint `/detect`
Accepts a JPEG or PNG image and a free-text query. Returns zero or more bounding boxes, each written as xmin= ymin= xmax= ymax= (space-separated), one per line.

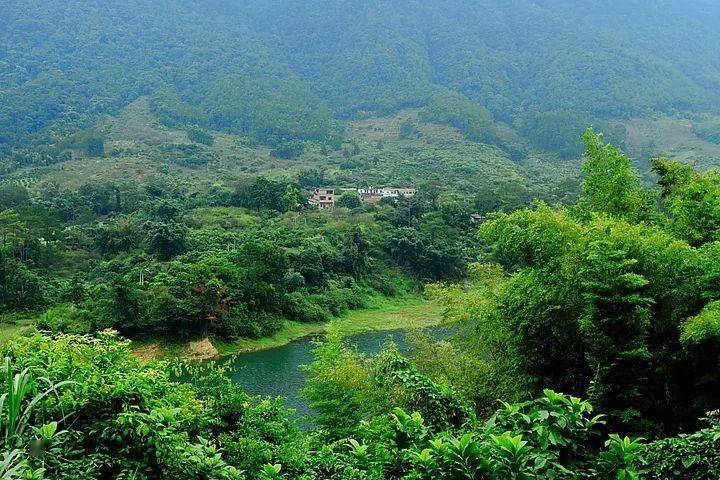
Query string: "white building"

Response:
xmin=309 ymin=186 xmax=416 ymax=208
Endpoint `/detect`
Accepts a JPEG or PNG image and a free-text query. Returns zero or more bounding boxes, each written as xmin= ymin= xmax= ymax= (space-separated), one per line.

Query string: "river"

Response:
xmin=224 ymin=328 xmax=427 ymax=419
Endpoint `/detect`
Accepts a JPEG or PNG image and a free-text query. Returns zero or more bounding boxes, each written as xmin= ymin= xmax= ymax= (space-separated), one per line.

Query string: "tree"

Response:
xmin=387 ymin=227 xmax=466 ymax=280
xmin=477 ymin=174 xmax=717 ymax=434
xmin=336 ymin=191 xmax=362 ymax=209
xmin=280 ymin=184 xmax=305 ymax=212
xmin=0 ymin=249 xmax=44 ymax=310
xmin=341 ymin=227 xmax=370 ymax=276
xmin=580 ymin=239 xmax=653 ymax=432
xmin=0 ymin=184 xmax=29 ymax=209
xmin=270 ymin=140 xmax=305 ymax=159
xmin=187 ymin=127 xmax=214 ymax=145
xmin=518 ymin=109 xmax=591 ymax=159
xmin=151 ymin=199 xmax=182 ymax=221
xmin=85 ymin=136 xmax=104 ymax=156
xmin=297 ymin=169 xmax=327 ymax=189
xmin=78 ymin=182 xmax=121 ymax=215
xmin=580 ymin=129 xmax=655 ymax=223
xmin=144 ymin=221 xmax=187 ymax=259
xmin=421 ymin=89 xmax=498 ymax=144
xmin=398 ymin=119 xmax=417 ymax=139
xmin=652 ymin=157 xmax=720 ymax=246
xmin=234 ymin=177 xmax=305 ymax=212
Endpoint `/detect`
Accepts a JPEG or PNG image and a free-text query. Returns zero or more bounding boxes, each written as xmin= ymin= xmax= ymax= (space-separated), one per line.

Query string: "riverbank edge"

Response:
xmin=131 ymin=297 xmax=442 ymax=361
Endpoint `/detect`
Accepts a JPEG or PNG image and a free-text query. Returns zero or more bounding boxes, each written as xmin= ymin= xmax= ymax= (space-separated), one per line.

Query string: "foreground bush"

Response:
xmin=1 ymin=331 xmax=717 ymax=479
xmin=638 ymin=414 xmax=720 ymax=479
xmin=0 ymin=331 xmax=303 ymax=479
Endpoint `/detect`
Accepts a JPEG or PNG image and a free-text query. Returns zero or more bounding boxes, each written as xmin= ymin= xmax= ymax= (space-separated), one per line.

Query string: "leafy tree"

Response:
xmin=297 ymin=169 xmax=328 ymax=189
xmin=0 ymin=184 xmax=29 ymax=210
xmin=144 ymin=221 xmax=187 ymax=259
xmin=388 ymin=227 xmax=466 ymax=280
xmin=84 ymin=136 xmax=104 ymax=156
xmin=581 ymin=129 xmax=655 ymax=223
xmin=187 ymin=127 xmax=214 ymax=145
xmin=335 ymin=191 xmax=362 ymax=209
xmin=580 ymin=239 xmax=653 ymax=431
xmin=91 ymin=217 xmax=141 ymax=255
xmin=652 ymin=157 xmax=720 ymax=246
xmin=151 ymin=199 xmax=182 ymax=221
xmin=421 ymin=90 xmax=498 ymax=145
xmin=341 ymin=226 xmax=370 ymax=276
xmin=0 ymin=250 xmax=44 ymax=311
xmin=78 ymin=182 xmax=122 ymax=215
xmin=234 ymin=177 xmax=305 ymax=212
xmin=518 ymin=109 xmax=592 ymax=159
xmin=271 ymin=140 xmax=305 ymax=159
xmin=301 ymin=329 xmax=376 ymax=437
xmin=398 ymin=119 xmax=417 ymax=140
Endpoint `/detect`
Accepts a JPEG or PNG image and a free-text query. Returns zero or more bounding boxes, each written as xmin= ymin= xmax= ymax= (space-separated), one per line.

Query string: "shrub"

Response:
xmin=0 ymin=331 xmax=245 ymax=479
xmin=283 ymin=292 xmax=331 ymax=323
xmin=0 ymin=183 xmax=29 ymax=209
xmin=36 ymin=303 xmax=92 ymax=334
xmin=187 ymin=127 xmax=214 ymax=146
xmin=374 ymin=349 xmax=473 ymax=432
xmin=84 ymin=136 xmax=104 ymax=156
xmin=395 ymin=390 xmax=620 ymax=479
xmin=270 ymin=140 xmax=305 ymax=159
xmin=219 ymin=304 xmax=283 ymax=339
xmin=637 ymin=415 xmax=720 ymax=479
xmin=336 ymin=192 xmax=362 ymax=209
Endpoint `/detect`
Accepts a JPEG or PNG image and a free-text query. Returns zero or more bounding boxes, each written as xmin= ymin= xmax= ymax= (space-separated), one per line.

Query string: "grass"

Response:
xmin=215 ymin=321 xmax=327 ymax=355
xmin=331 ymin=297 xmax=441 ymax=335
xmin=0 ymin=316 xmax=35 ymax=345
xmin=216 ymin=296 xmax=441 ymax=356
xmin=132 ymin=296 xmax=442 ymax=360
xmin=624 ymin=115 xmax=720 ymax=170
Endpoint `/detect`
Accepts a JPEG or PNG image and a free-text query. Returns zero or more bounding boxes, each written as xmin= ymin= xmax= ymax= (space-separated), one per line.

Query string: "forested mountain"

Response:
xmin=4 ymin=2 xmax=720 ymax=479
xmin=2 ymin=0 xmax=720 ymax=153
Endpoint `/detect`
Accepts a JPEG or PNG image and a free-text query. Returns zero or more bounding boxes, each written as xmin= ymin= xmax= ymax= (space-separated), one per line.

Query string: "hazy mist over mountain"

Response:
xmin=2 ymin=0 xmax=720 ymax=149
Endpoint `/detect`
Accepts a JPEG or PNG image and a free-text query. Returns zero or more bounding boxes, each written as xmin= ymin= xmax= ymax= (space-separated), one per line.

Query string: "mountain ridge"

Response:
xmin=3 ymin=0 xmax=720 ymax=152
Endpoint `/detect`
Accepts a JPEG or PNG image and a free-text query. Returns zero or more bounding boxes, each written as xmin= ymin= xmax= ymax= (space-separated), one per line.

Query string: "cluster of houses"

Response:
xmin=307 ymin=187 xmax=485 ymax=225
xmin=308 ymin=187 xmax=416 ymax=209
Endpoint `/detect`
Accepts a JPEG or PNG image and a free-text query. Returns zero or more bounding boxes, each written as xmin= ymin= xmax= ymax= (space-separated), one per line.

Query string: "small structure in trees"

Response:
xmin=308 ymin=186 xmax=416 ymax=209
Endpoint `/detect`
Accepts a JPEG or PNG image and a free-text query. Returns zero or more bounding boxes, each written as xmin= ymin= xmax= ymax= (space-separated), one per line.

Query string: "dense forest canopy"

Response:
xmin=2 ymin=0 xmax=720 ymax=153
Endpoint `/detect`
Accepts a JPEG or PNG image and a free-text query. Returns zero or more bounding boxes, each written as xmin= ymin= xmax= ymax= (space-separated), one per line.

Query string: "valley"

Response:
xmin=2 ymin=1 xmax=720 ymax=479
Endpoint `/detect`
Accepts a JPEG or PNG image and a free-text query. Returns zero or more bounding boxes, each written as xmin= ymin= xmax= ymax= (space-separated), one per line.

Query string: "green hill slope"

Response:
xmin=2 ymin=0 xmax=720 ymax=156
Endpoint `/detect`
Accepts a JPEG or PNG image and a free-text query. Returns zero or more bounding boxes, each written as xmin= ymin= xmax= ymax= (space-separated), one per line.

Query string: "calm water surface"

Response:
xmin=225 ymin=329 xmax=424 ymax=418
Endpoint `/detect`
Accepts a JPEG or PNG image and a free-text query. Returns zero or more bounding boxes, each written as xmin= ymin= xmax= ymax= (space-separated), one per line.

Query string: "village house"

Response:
xmin=470 ymin=213 xmax=486 ymax=224
xmin=309 ymin=186 xmax=416 ymax=209
xmin=307 ymin=188 xmax=337 ymax=209
xmin=357 ymin=187 xmax=416 ymax=203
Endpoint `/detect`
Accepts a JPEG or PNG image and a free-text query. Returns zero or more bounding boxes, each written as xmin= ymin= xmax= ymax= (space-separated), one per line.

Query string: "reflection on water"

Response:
xmin=226 ymin=329 xmax=425 ymax=419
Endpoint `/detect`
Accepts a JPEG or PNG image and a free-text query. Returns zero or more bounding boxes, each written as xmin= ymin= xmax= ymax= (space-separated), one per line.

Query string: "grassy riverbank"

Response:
xmin=218 ymin=296 xmax=441 ymax=355
xmin=132 ymin=296 xmax=441 ymax=360
xmin=1 ymin=297 xmax=443 ymax=361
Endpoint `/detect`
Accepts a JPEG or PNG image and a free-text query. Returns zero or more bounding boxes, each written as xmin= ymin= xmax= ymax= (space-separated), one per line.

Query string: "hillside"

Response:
xmin=2 ymin=0 xmax=720 ymax=162
xmin=3 ymin=131 xmax=720 ymax=479
xmin=6 ymin=98 xmax=578 ymax=209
